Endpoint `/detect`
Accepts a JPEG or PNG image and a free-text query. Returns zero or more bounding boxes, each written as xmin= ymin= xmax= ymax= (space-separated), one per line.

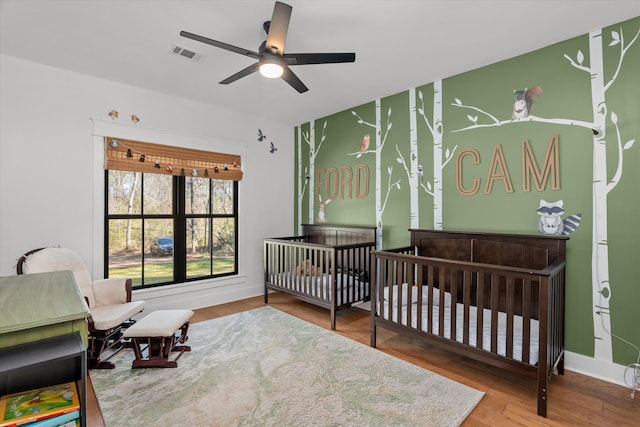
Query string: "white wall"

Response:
xmin=0 ymin=54 xmax=293 ymax=311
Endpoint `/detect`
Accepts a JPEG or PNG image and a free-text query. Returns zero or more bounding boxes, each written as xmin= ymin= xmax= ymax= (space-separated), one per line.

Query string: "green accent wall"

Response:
xmin=295 ymin=17 xmax=640 ymax=366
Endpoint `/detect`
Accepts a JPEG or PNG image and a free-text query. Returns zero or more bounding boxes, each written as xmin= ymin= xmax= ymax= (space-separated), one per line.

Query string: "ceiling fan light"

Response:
xmin=259 ymin=62 xmax=284 ymax=78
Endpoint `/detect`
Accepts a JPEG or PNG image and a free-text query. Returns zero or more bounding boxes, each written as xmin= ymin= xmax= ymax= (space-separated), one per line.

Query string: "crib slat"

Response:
xmin=438 ymin=267 xmax=446 ymax=337
xmin=304 ymin=246 xmax=311 ymax=295
xmin=416 ymin=263 xmax=424 ymax=331
xmin=522 ymin=278 xmax=531 ymax=364
xmin=300 ymin=246 xmax=306 ymax=296
xmin=343 ymin=246 xmax=349 ymax=303
xmin=318 ymin=248 xmax=325 ymax=300
xmin=476 ymin=274 xmax=484 ymax=350
xmin=399 ymin=259 xmax=410 ymax=326
xmin=490 ymin=274 xmax=499 ymax=354
xmin=463 ymin=270 xmax=472 ymax=345
xmin=506 ymin=276 xmax=515 ymax=359
xmin=332 ymin=246 xmax=344 ymax=302
xmin=303 ymin=246 xmax=308 ymax=295
xmin=291 ymin=246 xmax=297 ymax=291
xmin=449 ymin=267 xmax=457 ymax=342
xmin=353 ymin=247 xmax=358 ymax=301
xmin=427 ymin=265 xmax=434 ymax=334
xmin=407 ymin=261 xmax=414 ymax=327
xmin=381 ymin=256 xmax=390 ymax=321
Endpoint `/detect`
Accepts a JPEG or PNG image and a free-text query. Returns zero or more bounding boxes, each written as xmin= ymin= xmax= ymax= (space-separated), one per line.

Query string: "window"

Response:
xmin=105 ymin=171 xmax=238 ymax=288
xmin=102 ymin=136 xmax=242 ymax=288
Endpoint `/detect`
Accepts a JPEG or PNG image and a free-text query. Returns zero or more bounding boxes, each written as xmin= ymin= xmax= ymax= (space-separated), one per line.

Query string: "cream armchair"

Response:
xmin=17 ymin=247 xmax=145 ymax=369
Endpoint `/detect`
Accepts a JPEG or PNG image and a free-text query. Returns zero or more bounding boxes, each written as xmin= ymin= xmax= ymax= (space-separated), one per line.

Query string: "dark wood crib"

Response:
xmin=264 ymin=224 xmax=377 ymax=330
xmin=370 ymin=229 xmax=567 ymax=417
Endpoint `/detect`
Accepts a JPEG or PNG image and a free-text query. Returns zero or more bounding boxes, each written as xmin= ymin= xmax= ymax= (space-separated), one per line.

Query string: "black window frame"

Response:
xmin=104 ymin=171 xmax=239 ymax=288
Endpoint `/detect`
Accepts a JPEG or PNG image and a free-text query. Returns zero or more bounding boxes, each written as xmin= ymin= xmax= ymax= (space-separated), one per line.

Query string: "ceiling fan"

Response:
xmin=179 ymin=1 xmax=355 ymax=93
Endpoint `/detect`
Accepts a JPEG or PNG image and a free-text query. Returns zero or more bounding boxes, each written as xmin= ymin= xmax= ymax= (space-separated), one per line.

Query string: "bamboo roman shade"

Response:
xmin=104 ymin=137 xmax=243 ymax=180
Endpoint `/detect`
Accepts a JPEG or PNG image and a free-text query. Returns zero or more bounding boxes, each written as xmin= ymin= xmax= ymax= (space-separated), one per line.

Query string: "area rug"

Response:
xmin=91 ymin=306 xmax=483 ymax=426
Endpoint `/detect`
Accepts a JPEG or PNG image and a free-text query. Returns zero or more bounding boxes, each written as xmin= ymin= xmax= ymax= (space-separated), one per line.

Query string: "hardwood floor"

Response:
xmin=87 ymin=293 xmax=638 ymax=426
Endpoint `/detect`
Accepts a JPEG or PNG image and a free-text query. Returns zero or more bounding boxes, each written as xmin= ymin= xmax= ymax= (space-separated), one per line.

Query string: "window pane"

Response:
xmin=185 ymin=177 xmax=210 ymax=214
xmin=187 ymin=218 xmax=211 ymax=279
xmin=212 ymin=218 xmax=235 ymax=274
xmin=212 ymin=180 xmax=234 ymax=214
xmin=107 ymin=219 xmax=143 ymax=287
xmin=108 ymin=171 xmax=141 ymax=215
xmin=145 ymin=219 xmax=174 ymax=285
xmin=143 ymin=174 xmax=173 ymax=215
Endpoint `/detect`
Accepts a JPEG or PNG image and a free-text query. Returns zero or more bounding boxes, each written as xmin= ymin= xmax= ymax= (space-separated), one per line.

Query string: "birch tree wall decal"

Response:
xmin=450 ymin=25 xmax=639 ymax=364
xmin=351 ymin=102 xmax=392 ymax=248
xmin=301 ymin=120 xmax=329 ymax=225
xmin=302 ymin=123 xmax=315 ymax=224
xmin=413 ymin=81 xmax=457 ymax=230
xmin=296 ymin=126 xmax=306 ymax=233
xmin=296 ymin=160 xmax=310 ymax=233
xmin=408 ymin=89 xmax=419 ymax=229
xmin=578 ymin=27 xmax=638 ymax=363
xmin=394 ymin=145 xmax=415 ymax=226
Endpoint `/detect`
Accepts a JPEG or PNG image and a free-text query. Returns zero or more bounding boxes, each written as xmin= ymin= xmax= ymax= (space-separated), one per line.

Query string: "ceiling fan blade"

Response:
xmin=219 ymin=63 xmax=260 ymax=85
xmin=265 ymin=1 xmax=292 ymax=54
xmin=280 ymin=65 xmax=308 ymax=93
xmin=283 ymin=52 xmax=356 ymax=65
xmin=180 ymin=30 xmax=259 ymax=59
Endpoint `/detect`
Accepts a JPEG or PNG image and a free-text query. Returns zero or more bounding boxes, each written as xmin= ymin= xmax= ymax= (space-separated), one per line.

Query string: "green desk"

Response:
xmin=0 ymin=270 xmax=91 ymax=348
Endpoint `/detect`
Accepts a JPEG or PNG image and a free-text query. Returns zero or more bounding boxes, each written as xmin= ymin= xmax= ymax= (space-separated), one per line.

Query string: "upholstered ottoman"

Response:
xmin=123 ymin=309 xmax=194 ymax=368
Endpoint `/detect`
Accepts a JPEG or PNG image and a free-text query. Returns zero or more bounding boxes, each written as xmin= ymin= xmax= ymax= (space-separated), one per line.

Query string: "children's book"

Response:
xmin=0 ymin=382 xmax=79 ymax=427
xmin=25 ymin=410 xmax=79 ymax=427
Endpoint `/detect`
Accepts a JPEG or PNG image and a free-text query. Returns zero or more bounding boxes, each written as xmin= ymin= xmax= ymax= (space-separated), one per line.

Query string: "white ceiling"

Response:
xmin=1 ymin=1 xmax=638 ymax=126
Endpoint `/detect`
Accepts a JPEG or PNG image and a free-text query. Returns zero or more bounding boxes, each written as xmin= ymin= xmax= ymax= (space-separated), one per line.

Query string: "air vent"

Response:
xmin=171 ymin=45 xmax=200 ymax=61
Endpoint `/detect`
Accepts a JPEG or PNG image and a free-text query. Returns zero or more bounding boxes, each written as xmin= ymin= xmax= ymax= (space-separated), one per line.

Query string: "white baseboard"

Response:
xmin=563 ymin=351 xmax=631 ymax=387
xmin=132 ymin=276 xmax=263 ymax=314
